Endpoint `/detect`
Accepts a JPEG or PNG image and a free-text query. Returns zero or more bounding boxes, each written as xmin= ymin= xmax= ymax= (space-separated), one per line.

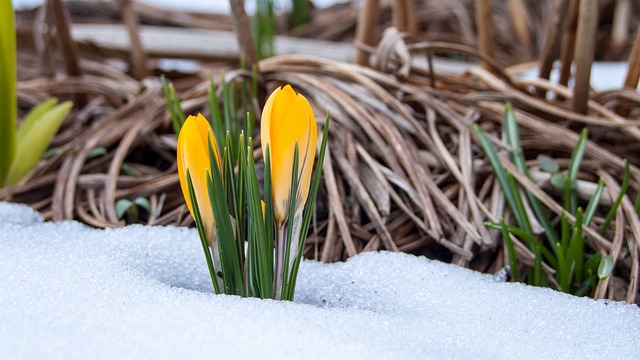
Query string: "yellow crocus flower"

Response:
xmin=177 ymin=113 xmax=221 ymax=245
xmin=261 ymin=84 xmax=318 ymax=223
xmin=261 ymin=84 xmax=318 ymax=299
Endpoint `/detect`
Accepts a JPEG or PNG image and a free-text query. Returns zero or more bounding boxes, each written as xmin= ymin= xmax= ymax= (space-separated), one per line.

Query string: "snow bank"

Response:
xmin=0 ymin=201 xmax=638 ymax=359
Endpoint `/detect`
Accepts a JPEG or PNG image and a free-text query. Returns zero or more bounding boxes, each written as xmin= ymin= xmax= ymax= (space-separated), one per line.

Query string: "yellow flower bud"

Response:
xmin=177 ymin=113 xmax=221 ymax=244
xmin=260 ymin=85 xmax=318 ymax=224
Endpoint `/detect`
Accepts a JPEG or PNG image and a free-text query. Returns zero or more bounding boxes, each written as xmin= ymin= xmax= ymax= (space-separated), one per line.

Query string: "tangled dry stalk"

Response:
xmin=4 ymin=0 xmax=639 ymax=303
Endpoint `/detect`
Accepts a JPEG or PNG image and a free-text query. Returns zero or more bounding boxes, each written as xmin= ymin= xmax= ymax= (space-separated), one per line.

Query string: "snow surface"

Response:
xmin=0 ymin=201 xmax=639 ymax=359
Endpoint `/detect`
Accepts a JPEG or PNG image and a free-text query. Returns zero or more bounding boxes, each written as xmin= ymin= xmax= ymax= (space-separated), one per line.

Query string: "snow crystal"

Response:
xmin=0 ymin=201 xmax=638 ymax=359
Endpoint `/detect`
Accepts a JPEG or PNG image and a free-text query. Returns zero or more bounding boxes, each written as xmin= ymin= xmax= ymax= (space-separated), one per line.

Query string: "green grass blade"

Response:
xmin=0 ymin=1 xmax=17 ymax=186
xmin=600 ymin=160 xmax=630 ymax=235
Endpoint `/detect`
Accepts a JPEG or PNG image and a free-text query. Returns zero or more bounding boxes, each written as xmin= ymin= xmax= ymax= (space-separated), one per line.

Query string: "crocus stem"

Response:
xmin=274 ymin=214 xmax=304 ymax=300
xmin=274 ymin=223 xmax=287 ymax=299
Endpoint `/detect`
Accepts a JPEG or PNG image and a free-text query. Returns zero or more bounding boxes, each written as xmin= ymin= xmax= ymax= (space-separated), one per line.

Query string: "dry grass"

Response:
xmin=4 ymin=0 xmax=639 ymax=303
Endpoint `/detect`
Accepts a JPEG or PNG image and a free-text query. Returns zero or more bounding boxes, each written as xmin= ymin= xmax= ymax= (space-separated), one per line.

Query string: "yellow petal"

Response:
xmin=261 ymin=85 xmax=317 ymax=223
xmin=177 ymin=114 xmax=219 ymax=242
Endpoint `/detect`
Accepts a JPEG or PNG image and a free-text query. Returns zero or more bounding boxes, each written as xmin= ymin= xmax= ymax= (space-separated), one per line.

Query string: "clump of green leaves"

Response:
xmin=253 ymin=0 xmax=276 ymax=59
xmin=0 ymin=3 xmax=73 ymax=187
xmin=475 ymin=104 xmax=623 ymax=296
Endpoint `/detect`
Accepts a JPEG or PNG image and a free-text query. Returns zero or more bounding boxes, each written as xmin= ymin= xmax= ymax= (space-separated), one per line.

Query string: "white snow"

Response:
xmin=0 ymin=201 xmax=639 ymax=359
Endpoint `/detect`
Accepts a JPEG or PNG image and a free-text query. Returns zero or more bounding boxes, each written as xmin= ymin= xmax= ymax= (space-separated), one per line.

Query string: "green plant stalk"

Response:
xmin=499 ymin=218 xmax=521 ymax=282
xmin=187 ymin=170 xmax=221 ymax=295
xmin=286 ymin=112 xmax=331 ymax=300
xmin=0 ymin=1 xmax=17 ymax=186
xmin=600 ymin=160 xmax=630 ymax=235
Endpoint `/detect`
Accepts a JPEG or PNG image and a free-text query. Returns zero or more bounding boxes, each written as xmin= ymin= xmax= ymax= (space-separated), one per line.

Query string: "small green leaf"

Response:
xmin=550 ymin=173 xmax=566 ymax=189
xmin=115 ymin=199 xmax=134 ymax=219
xmin=538 ymin=154 xmax=559 ymax=173
xmin=121 ymin=163 xmax=136 ymax=176
xmin=598 ymin=256 xmax=614 ymax=280
xmin=87 ymin=147 xmax=108 ymax=159
xmin=133 ymin=197 xmax=151 ymax=212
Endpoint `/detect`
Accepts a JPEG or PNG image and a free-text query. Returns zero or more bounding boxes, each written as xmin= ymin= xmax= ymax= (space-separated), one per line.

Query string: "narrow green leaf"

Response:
xmin=281 ymin=142 xmax=300 ymax=299
xmin=583 ymin=178 xmax=604 ymax=226
xmin=473 ymin=125 xmax=529 ymax=233
xmin=186 ymin=170 xmax=221 ymax=295
xmin=600 ymin=160 xmax=630 ymax=235
xmin=503 ymin=103 xmax=558 ymax=251
xmin=499 ymin=218 xmax=521 ymax=283
xmin=567 ymin=129 xmax=589 ymax=214
xmin=287 ymin=112 xmax=331 ymax=300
